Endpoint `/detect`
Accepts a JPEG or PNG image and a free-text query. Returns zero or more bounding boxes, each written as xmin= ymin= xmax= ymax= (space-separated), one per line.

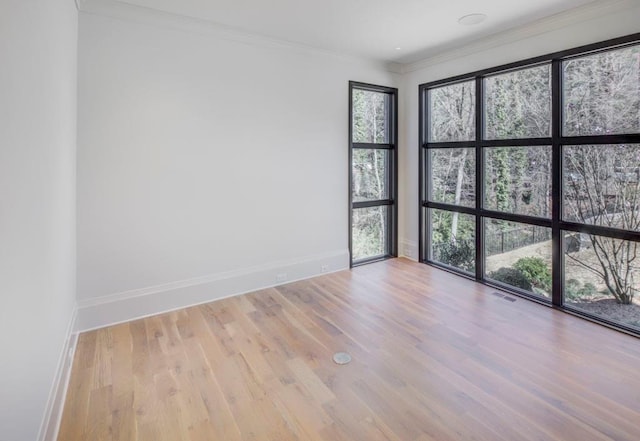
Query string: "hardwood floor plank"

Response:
xmin=85 ymin=385 xmax=113 ymax=441
xmin=58 ymin=258 xmax=640 ymax=441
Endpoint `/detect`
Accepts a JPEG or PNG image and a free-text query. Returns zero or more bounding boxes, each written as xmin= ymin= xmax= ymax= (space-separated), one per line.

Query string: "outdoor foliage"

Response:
xmin=352 ymin=89 xmax=388 ymax=143
xmin=435 ymin=239 xmax=475 ymax=272
xmin=429 ymin=80 xmax=475 ymax=142
xmin=430 ymin=148 xmax=475 ymax=207
xmin=513 ymin=257 xmax=552 ymax=292
xmin=351 ymin=89 xmax=391 ymax=261
xmin=563 ymin=45 xmax=640 ymax=136
xmin=563 ymin=144 xmax=640 ymax=303
xmin=485 ymin=65 xmax=551 ymax=139
xmin=565 ymin=279 xmax=598 ymax=301
xmin=561 ymin=45 xmax=640 ymax=304
xmin=352 ymin=207 xmax=386 ymax=261
xmin=353 ymin=149 xmax=388 ymax=202
xmin=427 ymin=44 xmax=640 ymax=309
xmin=431 ymin=209 xmax=475 ymax=272
xmin=484 ymin=146 xmax=551 ymax=218
xmin=485 ymin=222 xmax=551 ymax=257
xmin=490 ymin=267 xmax=533 ymax=291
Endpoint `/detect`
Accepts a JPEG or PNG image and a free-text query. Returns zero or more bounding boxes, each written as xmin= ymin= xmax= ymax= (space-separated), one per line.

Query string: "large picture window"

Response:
xmin=350 ymin=82 xmax=398 ymax=265
xmin=420 ymin=33 xmax=640 ymax=335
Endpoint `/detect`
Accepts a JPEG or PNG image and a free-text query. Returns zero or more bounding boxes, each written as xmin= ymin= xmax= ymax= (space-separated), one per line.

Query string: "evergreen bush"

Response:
xmin=513 ymin=257 xmax=551 ymax=292
xmin=490 ymin=267 xmax=532 ymax=291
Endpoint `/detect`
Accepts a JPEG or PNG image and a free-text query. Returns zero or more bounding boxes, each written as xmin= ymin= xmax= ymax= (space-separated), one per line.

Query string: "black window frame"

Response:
xmin=349 ymin=81 xmax=398 ymax=267
xmin=419 ymin=32 xmax=640 ymax=336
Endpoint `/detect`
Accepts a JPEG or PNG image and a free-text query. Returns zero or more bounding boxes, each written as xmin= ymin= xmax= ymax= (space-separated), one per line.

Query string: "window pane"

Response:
xmin=484 ymin=146 xmax=552 ymax=218
xmin=428 ymin=81 xmax=475 ymax=142
xmin=429 ymin=148 xmax=475 ymax=207
xmin=352 ymin=89 xmax=390 ymax=143
xmin=352 ymin=149 xmax=389 ymax=202
xmin=485 ymin=218 xmax=552 ymax=298
xmin=563 ymin=144 xmax=640 ymax=231
xmin=484 ymin=65 xmax=551 ymax=139
xmin=564 ymin=232 xmax=640 ymax=330
xmin=352 ymin=206 xmax=388 ymax=261
xmin=563 ymin=45 xmax=640 ymax=136
xmin=430 ymin=208 xmax=475 ymax=273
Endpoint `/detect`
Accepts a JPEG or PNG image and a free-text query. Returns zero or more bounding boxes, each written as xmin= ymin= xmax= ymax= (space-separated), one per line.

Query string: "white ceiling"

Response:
xmin=113 ymin=0 xmax=600 ymax=63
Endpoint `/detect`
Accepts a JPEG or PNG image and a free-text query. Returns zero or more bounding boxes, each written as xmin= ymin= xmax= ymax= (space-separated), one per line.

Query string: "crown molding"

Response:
xmin=75 ymin=0 xmax=638 ymax=76
xmin=400 ymin=0 xmax=639 ymax=74
xmin=386 ymin=62 xmax=404 ymax=74
xmin=76 ymin=0 xmax=394 ymax=72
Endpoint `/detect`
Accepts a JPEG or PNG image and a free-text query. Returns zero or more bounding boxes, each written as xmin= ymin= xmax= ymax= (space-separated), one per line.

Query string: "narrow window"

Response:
xmin=349 ymin=82 xmax=398 ymax=266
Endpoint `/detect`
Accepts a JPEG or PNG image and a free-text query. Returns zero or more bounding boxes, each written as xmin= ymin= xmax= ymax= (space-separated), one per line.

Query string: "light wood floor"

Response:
xmin=58 ymin=258 xmax=640 ymax=441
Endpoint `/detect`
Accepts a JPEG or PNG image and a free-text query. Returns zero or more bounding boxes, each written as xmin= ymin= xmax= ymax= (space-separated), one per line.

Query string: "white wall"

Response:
xmin=2 ymin=1 xmax=638 ymax=438
xmin=0 ymin=1 xmax=78 ymax=440
xmin=76 ymin=10 xmax=397 ymax=328
xmin=398 ymin=3 xmax=640 ymax=254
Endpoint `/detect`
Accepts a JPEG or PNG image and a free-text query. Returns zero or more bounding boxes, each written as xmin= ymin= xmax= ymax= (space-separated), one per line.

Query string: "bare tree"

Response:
xmin=564 ymin=145 xmax=640 ymax=304
xmin=430 ymin=81 xmax=475 ymax=241
xmin=561 ymin=45 xmax=640 ymax=304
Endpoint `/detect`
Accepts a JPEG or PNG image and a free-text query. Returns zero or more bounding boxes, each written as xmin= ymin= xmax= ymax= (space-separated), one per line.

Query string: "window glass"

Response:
xmin=484 ymin=146 xmax=552 ymax=218
xmin=563 ymin=144 xmax=640 ymax=230
xmin=352 ymin=90 xmax=390 ymax=143
xmin=352 ymin=206 xmax=389 ymax=261
xmin=353 ymin=149 xmax=389 ymax=202
xmin=563 ymin=45 xmax=640 ymax=136
xmin=430 ymin=208 xmax=476 ymax=273
xmin=421 ymin=35 xmax=640 ymax=335
xmin=430 ymin=148 xmax=475 ymax=207
xmin=484 ymin=65 xmax=551 ymax=139
xmin=564 ymin=232 xmax=640 ymax=330
xmin=485 ymin=218 xmax=552 ymax=298
xmin=428 ymin=81 xmax=476 ymax=142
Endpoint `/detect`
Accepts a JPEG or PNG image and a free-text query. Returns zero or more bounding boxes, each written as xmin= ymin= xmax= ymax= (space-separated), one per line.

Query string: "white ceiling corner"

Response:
xmin=401 ymin=0 xmax=639 ymax=73
xmin=77 ymin=0 xmax=637 ymax=68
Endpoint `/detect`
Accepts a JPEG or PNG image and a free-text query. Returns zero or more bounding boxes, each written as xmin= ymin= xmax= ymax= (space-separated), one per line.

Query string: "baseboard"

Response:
xmin=76 ymin=250 xmax=350 ymax=332
xmin=400 ymin=238 xmax=419 ymax=261
xmin=38 ymin=308 xmax=78 ymax=441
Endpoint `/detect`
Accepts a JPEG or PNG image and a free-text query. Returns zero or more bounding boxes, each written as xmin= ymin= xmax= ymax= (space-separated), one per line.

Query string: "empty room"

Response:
xmin=2 ymin=0 xmax=640 ymax=440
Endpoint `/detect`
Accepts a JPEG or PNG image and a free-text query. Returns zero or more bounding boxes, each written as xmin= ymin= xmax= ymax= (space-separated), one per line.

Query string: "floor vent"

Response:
xmin=491 ymin=292 xmax=517 ymax=302
xmin=333 ymin=352 xmax=352 ymax=365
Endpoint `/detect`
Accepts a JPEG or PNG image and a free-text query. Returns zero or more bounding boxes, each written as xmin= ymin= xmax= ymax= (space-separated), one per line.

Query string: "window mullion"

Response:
xmin=419 ymin=87 xmax=427 ymax=262
xmin=475 ymin=77 xmax=484 ymax=281
xmin=551 ymin=59 xmax=563 ymax=307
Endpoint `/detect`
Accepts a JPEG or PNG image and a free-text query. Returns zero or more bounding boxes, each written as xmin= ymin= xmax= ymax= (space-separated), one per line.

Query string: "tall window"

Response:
xmin=420 ymin=33 xmax=640 ymax=334
xmin=350 ymin=82 xmax=398 ymax=266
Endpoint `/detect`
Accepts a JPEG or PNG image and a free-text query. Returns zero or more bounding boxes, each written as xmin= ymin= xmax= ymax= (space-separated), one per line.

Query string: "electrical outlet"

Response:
xmin=276 ymin=273 xmax=287 ymax=283
xmin=321 ymin=264 xmax=330 ymax=273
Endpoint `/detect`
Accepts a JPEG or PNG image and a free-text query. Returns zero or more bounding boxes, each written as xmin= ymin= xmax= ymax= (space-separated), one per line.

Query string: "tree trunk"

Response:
xmin=451 ymin=149 xmax=467 ymax=241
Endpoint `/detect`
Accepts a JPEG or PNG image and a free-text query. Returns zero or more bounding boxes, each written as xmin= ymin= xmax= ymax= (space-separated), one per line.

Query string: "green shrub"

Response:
xmin=580 ymin=282 xmax=597 ymax=297
xmin=513 ymin=257 xmax=551 ymax=291
xmin=490 ymin=267 xmax=532 ymax=291
xmin=436 ymin=240 xmax=474 ymax=272
xmin=565 ymin=278 xmax=582 ymax=301
xmin=565 ymin=280 xmax=598 ymax=301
